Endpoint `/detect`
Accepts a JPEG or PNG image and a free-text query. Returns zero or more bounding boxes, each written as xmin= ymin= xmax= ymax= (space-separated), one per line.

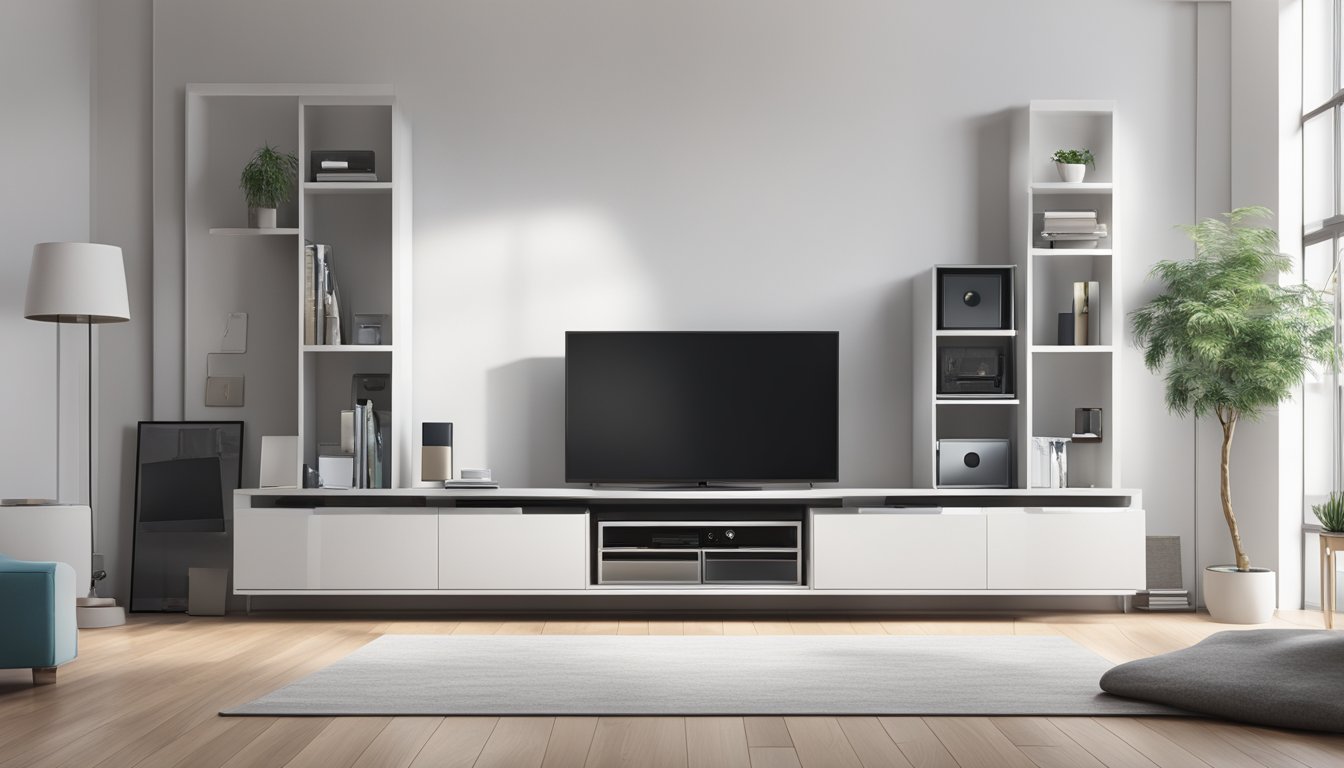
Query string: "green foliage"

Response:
xmin=1052 ymin=148 xmax=1095 ymax=168
xmin=1130 ymin=207 xmax=1337 ymax=424
xmin=1315 ymin=493 xmax=1344 ymax=532
xmin=240 ymin=144 xmax=299 ymax=209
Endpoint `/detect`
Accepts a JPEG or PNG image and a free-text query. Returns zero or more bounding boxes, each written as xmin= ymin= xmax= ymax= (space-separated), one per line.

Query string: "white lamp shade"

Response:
xmin=25 ymin=242 xmax=130 ymax=323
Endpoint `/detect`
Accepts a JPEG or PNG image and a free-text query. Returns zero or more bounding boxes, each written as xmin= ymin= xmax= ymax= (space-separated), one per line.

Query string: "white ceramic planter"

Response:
xmin=1203 ymin=565 xmax=1276 ymax=624
xmin=1056 ymin=162 xmax=1087 ymax=183
xmin=250 ymin=207 xmax=278 ymax=228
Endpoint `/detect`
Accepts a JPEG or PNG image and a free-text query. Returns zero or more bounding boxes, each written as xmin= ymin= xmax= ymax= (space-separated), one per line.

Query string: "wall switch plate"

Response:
xmin=221 ymin=312 xmax=248 ymax=353
xmin=205 ymin=376 xmax=245 ymax=407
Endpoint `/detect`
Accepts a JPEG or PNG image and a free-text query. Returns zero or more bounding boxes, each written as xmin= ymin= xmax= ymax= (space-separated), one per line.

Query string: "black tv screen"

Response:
xmin=565 ymin=331 xmax=839 ymax=484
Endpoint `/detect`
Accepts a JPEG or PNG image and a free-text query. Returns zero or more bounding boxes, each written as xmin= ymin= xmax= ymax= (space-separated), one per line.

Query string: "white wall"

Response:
xmin=92 ymin=0 xmax=154 ymax=601
xmin=0 ymin=1 xmax=92 ymax=505
xmin=152 ymin=0 xmax=1199 ymax=504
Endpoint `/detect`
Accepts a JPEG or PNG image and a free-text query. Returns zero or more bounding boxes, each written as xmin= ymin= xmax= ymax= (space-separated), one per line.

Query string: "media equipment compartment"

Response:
xmin=596 ymin=520 xmax=803 ymax=587
xmin=938 ymin=341 xmax=1013 ymax=397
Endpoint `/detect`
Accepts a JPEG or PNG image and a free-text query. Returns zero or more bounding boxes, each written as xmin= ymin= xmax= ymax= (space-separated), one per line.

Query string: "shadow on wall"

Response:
xmin=487 ymin=357 xmax=566 ymax=487
xmin=974 ymin=108 xmax=1014 ymax=261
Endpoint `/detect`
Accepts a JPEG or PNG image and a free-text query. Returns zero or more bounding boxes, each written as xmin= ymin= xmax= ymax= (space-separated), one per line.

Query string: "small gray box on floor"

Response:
xmin=188 ymin=567 xmax=228 ymax=616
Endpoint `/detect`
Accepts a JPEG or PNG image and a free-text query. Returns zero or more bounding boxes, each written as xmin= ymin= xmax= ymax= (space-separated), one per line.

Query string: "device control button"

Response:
xmin=706 ymin=531 xmax=717 ymax=542
xmin=964 ymin=452 xmax=981 ymax=468
xmin=725 ymin=529 xmax=736 ymax=540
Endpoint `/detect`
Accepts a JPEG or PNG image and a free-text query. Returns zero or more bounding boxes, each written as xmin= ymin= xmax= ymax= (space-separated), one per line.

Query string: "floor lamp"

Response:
xmin=24 ymin=242 xmax=130 ymax=628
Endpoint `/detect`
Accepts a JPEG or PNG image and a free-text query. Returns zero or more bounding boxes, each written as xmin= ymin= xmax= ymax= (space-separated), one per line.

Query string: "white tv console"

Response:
xmin=233 ymin=487 xmax=1144 ymax=597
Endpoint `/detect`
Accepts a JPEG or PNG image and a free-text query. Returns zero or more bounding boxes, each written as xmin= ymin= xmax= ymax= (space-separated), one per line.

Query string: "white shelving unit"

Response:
xmin=913 ymin=100 xmax=1121 ymax=491
xmin=1012 ymin=100 xmax=1120 ymax=489
xmin=912 ymin=265 xmax=1022 ymax=488
xmin=184 ymin=84 xmax=412 ymax=489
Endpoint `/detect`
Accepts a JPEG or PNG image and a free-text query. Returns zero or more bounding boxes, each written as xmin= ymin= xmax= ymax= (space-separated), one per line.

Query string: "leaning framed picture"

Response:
xmin=129 ymin=421 xmax=243 ymax=612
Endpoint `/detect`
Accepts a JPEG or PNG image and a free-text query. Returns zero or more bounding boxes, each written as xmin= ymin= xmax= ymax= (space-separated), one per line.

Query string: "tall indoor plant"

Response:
xmin=240 ymin=144 xmax=298 ymax=228
xmin=1131 ymin=207 xmax=1337 ymax=623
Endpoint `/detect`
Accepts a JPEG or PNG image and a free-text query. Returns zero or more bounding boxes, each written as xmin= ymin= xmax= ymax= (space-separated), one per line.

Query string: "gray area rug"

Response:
xmin=224 ymin=634 xmax=1187 ymax=716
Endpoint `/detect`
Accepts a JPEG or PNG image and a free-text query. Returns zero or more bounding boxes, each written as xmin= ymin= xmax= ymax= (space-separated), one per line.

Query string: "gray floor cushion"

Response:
xmin=1099 ymin=629 xmax=1344 ymax=733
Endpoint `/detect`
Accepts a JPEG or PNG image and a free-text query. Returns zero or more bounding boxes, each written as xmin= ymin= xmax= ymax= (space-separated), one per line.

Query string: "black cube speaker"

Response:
xmin=938 ymin=267 xmax=1014 ymax=330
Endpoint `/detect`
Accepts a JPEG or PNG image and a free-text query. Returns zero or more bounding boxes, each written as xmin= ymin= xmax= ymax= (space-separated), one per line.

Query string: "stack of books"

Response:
xmin=1041 ymin=210 xmax=1108 ymax=248
xmin=303 ymin=244 xmax=343 ymax=345
xmin=311 ymin=150 xmax=376 ymax=182
xmin=352 ymin=399 xmax=386 ymax=489
xmin=1133 ymin=589 xmax=1192 ymax=611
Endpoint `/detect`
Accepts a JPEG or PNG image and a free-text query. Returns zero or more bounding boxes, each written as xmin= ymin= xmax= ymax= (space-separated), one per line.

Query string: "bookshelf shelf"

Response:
xmin=934 ymin=329 xmax=1018 ymax=337
xmin=208 ymin=227 xmax=300 ymax=236
xmin=935 ymin=399 xmax=1022 ymax=406
xmin=1031 ymin=248 xmax=1113 ymax=257
xmin=302 ymin=182 xmax=393 ymax=194
xmin=1030 ymin=182 xmax=1113 ymax=194
xmin=1031 ymin=345 xmax=1115 ymax=354
xmin=301 ymin=345 xmax=394 ymax=353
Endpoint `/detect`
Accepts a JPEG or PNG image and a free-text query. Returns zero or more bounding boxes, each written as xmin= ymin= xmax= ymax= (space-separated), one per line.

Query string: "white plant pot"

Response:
xmin=1055 ymin=162 xmax=1087 ymax=183
xmin=1203 ymin=565 xmax=1276 ymax=624
xmin=249 ymin=207 xmax=277 ymax=229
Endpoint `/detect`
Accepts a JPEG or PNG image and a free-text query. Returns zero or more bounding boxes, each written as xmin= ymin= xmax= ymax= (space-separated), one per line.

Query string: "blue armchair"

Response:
xmin=0 ymin=555 xmax=77 ymax=684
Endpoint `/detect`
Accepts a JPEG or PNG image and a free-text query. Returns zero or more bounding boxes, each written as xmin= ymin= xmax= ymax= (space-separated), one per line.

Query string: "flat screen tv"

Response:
xmin=565 ymin=331 xmax=839 ymax=484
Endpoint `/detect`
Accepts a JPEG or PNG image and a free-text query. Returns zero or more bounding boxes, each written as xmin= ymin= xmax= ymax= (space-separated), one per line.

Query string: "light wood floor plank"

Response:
xmin=285 ymin=717 xmax=392 ymax=768
xmin=923 ymin=717 xmax=1036 ymax=768
xmin=585 ymin=717 xmax=687 ymax=768
xmin=877 ymin=717 xmax=959 ymax=768
xmin=219 ymin=718 xmax=333 ymax=768
xmin=1020 ymin=742 xmax=1109 ymax=768
xmin=851 ymin=621 xmax=889 ymax=635
xmin=452 ymin=620 xmax=504 ymax=635
xmin=648 ymin=620 xmax=686 ymax=635
xmin=744 ymin=717 xmax=793 ymax=748
xmin=1208 ymin=723 xmax=1323 ymax=768
xmin=541 ymin=717 xmax=599 ymax=768
xmin=475 ymin=717 xmax=554 ymax=768
xmin=351 ymin=717 xmax=442 ymax=768
xmin=1136 ymin=719 xmax=1270 ymax=768
xmin=617 ymin=621 xmax=650 ymax=635
xmin=836 ymin=716 xmax=915 ymax=768
xmin=1093 ymin=718 xmax=1214 ymax=768
xmin=407 ymin=717 xmax=497 ymax=768
xmin=686 ymin=717 xmax=751 ymax=768
xmin=1046 ymin=717 xmax=1161 ymax=768
xmin=990 ymin=717 xmax=1072 ymax=747
xmin=751 ymin=621 xmax=794 ymax=635
xmin=128 ymin=715 xmax=276 ymax=768
xmin=723 ymin=621 xmax=759 ymax=635
xmin=749 ymin=747 xmax=803 ymax=768
xmin=496 ymin=621 xmax=547 ymax=635
xmin=783 ymin=717 xmax=863 ymax=768
xmin=684 ymin=621 xmax=725 ymax=635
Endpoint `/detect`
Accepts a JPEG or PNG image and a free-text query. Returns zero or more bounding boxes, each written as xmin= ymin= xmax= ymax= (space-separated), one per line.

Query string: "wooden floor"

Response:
xmin=0 ymin=611 xmax=1340 ymax=768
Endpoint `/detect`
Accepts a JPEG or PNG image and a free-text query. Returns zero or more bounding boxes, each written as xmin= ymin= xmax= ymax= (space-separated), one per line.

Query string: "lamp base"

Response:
xmin=76 ymin=597 xmax=126 ymax=628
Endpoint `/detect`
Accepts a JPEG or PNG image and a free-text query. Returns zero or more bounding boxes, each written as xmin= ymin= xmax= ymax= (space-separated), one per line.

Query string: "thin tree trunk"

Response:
xmin=1219 ymin=409 xmax=1250 ymax=571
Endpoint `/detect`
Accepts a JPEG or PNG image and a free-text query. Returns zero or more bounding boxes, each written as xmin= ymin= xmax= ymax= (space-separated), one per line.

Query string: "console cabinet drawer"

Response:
xmin=439 ymin=511 xmax=588 ymax=590
xmin=313 ymin=509 xmax=439 ymax=590
xmin=812 ymin=511 xmax=987 ymax=590
xmin=234 ymin=507 xmax=311 ymax=590
xmin=986 ymin=509 xmax=1144 ymax=590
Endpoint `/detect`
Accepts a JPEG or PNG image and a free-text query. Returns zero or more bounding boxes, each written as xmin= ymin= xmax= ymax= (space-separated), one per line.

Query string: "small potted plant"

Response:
xmin=1315 ymin=493 xmax=1344 ymax=533
xmin=1052 ymin=148 xmax=1095 ymax=183
xmin=1132 ymin=207 xmax=1337 ymax=624
xmin=240 ymin=144 xmax=298 ymax=228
